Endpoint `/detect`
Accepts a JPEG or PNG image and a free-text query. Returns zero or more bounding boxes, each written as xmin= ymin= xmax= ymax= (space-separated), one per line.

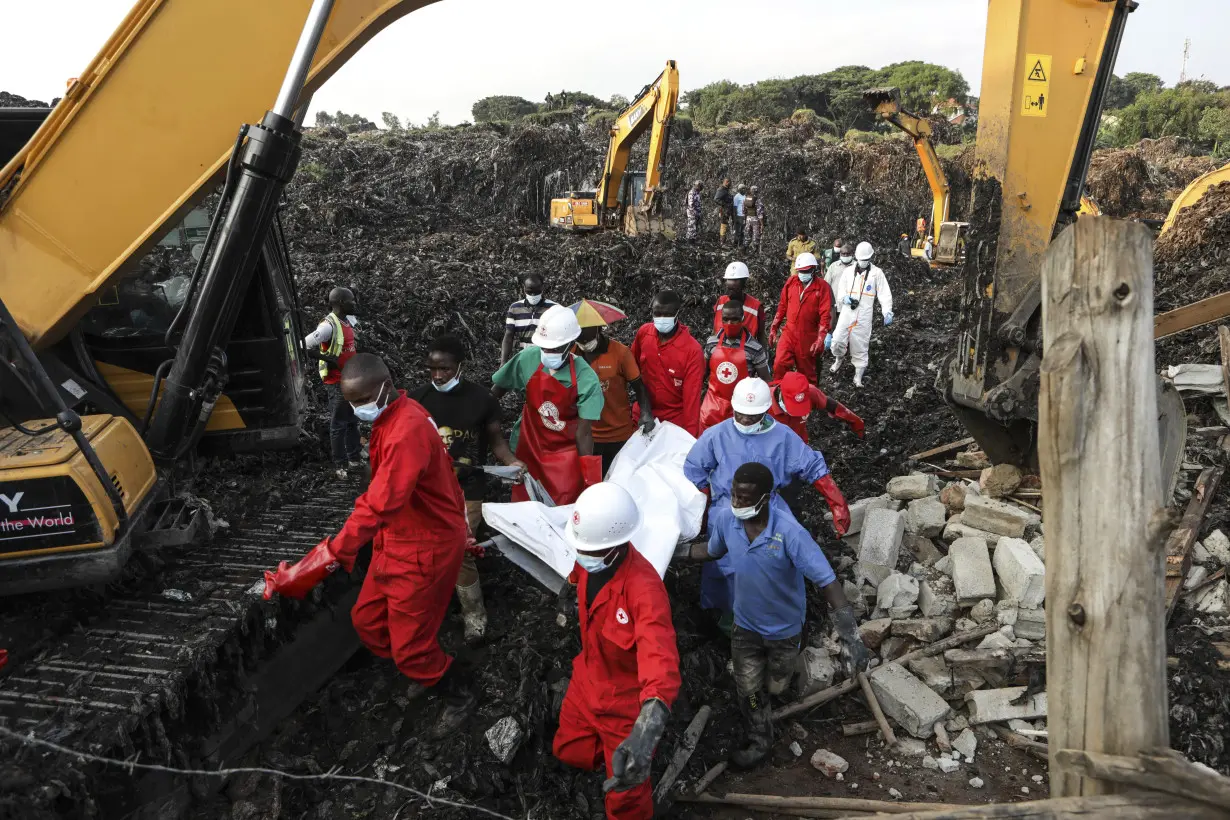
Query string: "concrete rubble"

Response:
xmin=485 ymin=717 xmax=525 ymax=764
xmin=950 ymin=538 xmax=996 ymax=605
xmin=962 ymin=496 xmax=1032 ymax=539
xmin=869 ymin=662 xmax=951 ymax=738
xmin=888 ymin=474 xmax=939 ymax=501
xmin=810 ymin=748 xmax=849 ymax=777
xmin=993 ymin=538 xmax=1046 ymax=608
xmin=858 ymin=508 xmax=906 ymax=586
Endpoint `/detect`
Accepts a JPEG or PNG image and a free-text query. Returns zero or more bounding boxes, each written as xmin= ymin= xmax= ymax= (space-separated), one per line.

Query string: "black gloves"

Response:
xmin=831 ymin=604 xmax=871 ymax=675
xmin=603 ymin=698 xmax=670 ymax=793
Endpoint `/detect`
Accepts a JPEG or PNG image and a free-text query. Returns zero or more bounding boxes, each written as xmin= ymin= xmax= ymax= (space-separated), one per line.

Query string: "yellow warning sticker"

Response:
xmin=1022 ymin=53 xmax=1051 ymax=118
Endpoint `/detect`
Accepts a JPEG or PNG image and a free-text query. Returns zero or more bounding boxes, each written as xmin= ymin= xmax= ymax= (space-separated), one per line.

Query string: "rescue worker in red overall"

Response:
xmin=261 ymin=354 xmax=475 ymax=737
xmin=302 ymin=286 xmax=360 ymax=477
xmin=712 ymin=261 xmax=767 ymax=346
xmin=491 ymin=304 xmax=603 ymax=504
xmin=768 ymin=252 xmax=833 ymax=386
xmin=700 ymin=300 xmax=772 ymax=431
xmin=630 ymin=290 xmax=704 ymax=438
xmin=769 ymin=371 xmax=865 ymax=444
xmin=553 ymin=482 xmax=680 ymax=820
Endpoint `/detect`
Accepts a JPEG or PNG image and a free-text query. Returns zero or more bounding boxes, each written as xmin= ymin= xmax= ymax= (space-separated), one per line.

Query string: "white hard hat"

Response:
xmin=530 ymin=304 xmax=581 ymax=348
xmin=565 ymin=483 xmax=643 ymax=552
xmin=855 ymin=241 xmax=875 ymax=262
xmin=730 ymin=377 xmax=772 ymax=415
xmin=794 ymin=252 xmax=819 ymax=271
xmin=724 ymin=261 xmax=750 ymax=280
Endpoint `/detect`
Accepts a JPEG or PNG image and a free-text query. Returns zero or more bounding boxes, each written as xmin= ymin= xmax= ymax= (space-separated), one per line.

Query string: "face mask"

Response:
xmin=653 ymin=316 xmax=677 ymax=334
xmin=797 ymin=272 xmax=814 ymax=284
xmin=576 ymin=551 xmax=613 ymax=572
xmin=541 ymin=350 xmax=566 ymax=370
xmin=432 ymin=367 xmax=461 ymax=393
xmin=857 ymin=261 xmax=870 ymax=271
xmin=525 ymin=293 xmax=543 ymax=306
xmin=722 ymin=321 xmax=744 ymax=337
xmin=577 ymin=337 xmax=599 ymax=352
xmin=352 ymin=382 xmax=390 ymax=423
xmin=731 ymin=493 xmax=768 ymax=521
xmin=345 ymin=314 xmax=359 ymax=326
xmin=734 ymin=416 xmax=769 ymax=435
xmin=840 ymin=255 xmax=853 ymax=264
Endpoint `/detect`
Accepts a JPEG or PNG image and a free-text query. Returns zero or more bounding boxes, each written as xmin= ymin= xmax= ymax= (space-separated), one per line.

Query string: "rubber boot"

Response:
xmin=456 ymin=581 xmax=488 ymax=645
xmin=730 ymin=691 xmax=773 ymax=769
xmin=430 ymin=661 xmax=476 ymax=740
xmin=829 ymin=357 xmax=841 ymax=374
xmin=853 ymin=367 xmax=865 ymax=387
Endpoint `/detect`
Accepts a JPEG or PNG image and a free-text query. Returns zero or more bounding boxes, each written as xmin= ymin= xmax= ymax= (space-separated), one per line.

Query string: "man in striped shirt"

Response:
xmin=500 ymin=273 xmax=557 ymax=365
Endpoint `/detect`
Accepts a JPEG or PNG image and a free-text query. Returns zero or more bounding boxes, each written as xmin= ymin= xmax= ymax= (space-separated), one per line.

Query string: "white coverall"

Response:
xmin=831 ymin=263 xmax=892 ymax=370
xmin=825 ymin=258 xmax=854 ymax=296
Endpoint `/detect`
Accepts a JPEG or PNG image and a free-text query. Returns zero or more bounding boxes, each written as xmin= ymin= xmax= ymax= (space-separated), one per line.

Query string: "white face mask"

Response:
xmin=653 ymin=316 xmax=677 ymax=334
xmin=432 ymin=367 xmax=462 ymax=393
xmin=731 ymin=493 xmax=768 ymax=521
xmin=839 ymin=255 xmax=853 ymax=264
xmin=576 ymin=551 xmax=613 ymax=572
xmin=345 ymin=314 xmax=359 ymax=326
xmin=857 ymin=261 xmax=870 ymax=271
xmin=577 ymin=337 xmax=599 ymax=352
xmin=525 ymin=293 xmax=543 ymax=306
xmin=541 ymin=350 xmax=566 ymax=370
xmin=351 ymin=382 xmax=390 ymax=423
xmin=734 ymin=415 xmax=770 ymax=435
xmin=797 ymin=272 xmax=814 ymax=284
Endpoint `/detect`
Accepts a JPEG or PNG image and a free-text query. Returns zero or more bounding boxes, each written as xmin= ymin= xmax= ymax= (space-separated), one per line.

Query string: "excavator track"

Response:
xmin=0 ymin=486 xmax=363 ymax=818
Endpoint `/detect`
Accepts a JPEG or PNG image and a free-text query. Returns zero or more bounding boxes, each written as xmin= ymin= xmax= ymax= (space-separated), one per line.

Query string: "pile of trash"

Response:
xmin=1155 ymin=181 xmax=1230 ymax=314
xmin=1086 ymin=136 xmax=1219 ymax=220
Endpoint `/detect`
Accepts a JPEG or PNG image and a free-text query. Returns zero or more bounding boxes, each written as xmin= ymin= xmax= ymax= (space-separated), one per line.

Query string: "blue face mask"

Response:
xmin=351 ymin=382 xmax=390 ymax=423
xmin=798 ymin=271 xmax=814 ymax=284
xmin=576 ymin=551 xmax=614 ymax=572
xmin=541 ymin=350 xmax=566 ymax=370
xmin=734 ymin=416 xmax=773 ymax=436
xmin=432 ymin=367 xmax=461 ymax=393
xmin=653 ymin=316 xmax=677 ymax=334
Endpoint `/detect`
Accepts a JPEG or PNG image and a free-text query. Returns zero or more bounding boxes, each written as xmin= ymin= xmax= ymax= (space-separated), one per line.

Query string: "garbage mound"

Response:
xmin=1087 ymin=136 xmax=1219 ymax=219
xmin=1155 ymin=181 xmax=1230 ymax=314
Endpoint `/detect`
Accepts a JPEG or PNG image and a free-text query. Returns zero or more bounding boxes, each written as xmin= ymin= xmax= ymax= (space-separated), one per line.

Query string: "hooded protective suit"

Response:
xmin=830 ymin=262 xmax=892 ymax=371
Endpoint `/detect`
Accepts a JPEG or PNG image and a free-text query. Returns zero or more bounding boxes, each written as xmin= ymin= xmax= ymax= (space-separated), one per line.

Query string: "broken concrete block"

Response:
xmin=979 ymin=464 xmax=1022 ymax=498
xmin=966 ymin=687 xmax=1048 ymax=724
xmin=796 ymin=647 xmax=838 ymax=696
xmin=840 ymin=494 xmax=893 ymax=536
xmin=485 ymin=716 xmax=525 ymax=764
xmin=955 ymin=617 xmax=979 ymax=633
xmin=956 ymin=451 xmax=991 ymax=469
xmin=1014 ymin=608 xmax=1046 ymax=641
xmin=907 ymin=655 xmax=952 ymax=696
xmin=857 ymin=561 xmax=896 ymax=588
xmin=922 ymin=754 xmax=941 ymax=770
xmin=905 ymin=533 xmax=945 ymax=566
xmin=993 ymin=538 xmax=1047 ymax=608
xmin=918 ymin=578 xmax=957 ymax=617
xmin=896 ymin=737 xmax=927 ymax=756
xmin=1185 ymin=565 xmax=1211 ymax=590
xmin=810 ymin=748 xmax=849 ymax=777
xmin=1194 ymin=579 xmax=1229 ymax=615
xmin=977 ymin=631 xmax=1016 ymax=650
xmin=889 ymin=605 xmax=919 ymax=620
xmin=939 ymin=483 xmax=968 ymax=514
xmin=998 ymin=624 xmax=1016 ymax=640
xmin=906 ymin=497 xmax=948 ymax=538
xmin=951 ymin=538 xmax=996 ymax=606
xmin=952 ymin=728 xmax=978 ymax=760
xmin=891 ymin=617 xmax=954 ymax=643
xmin=1192 ymin=540 xmax=1212 ymax=565
xmin=935 ymin=554 xmax=954 ymax=576
xmin=859 ymin=618 xmax=892 ymax=650
xmin=869 ymin=662 xmax=951 ymax=738
xmin=942 ymin=515 xmax=1005 ymax=547
xmin=1204 ymin=530 xmax=1230 ymax=565
xmin=969 ymin=598 xmax=996 ymax=624
xmin=962 ymin=496 xmax=1031 ymax=539
xmin=1030 ymin=536 xmax=1045 ymax=564
xmin=880 ymin=635 xmax=916 ymax=662
xmin=859 ymin=509 xmax=905 ymax=583
xmin=888 ymin=474 xmax=939 ymax=501
xmin=877 ymin=572 xmax=920 ymax=611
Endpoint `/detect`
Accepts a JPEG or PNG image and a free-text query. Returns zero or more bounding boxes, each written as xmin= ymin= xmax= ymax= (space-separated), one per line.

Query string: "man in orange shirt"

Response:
xmin=577 ymin=325 xmax=656 ymax=474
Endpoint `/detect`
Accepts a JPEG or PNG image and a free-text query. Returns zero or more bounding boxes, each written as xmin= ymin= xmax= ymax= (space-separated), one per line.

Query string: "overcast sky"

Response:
xmin=4 ymin=0 xmax=1227 ymax=125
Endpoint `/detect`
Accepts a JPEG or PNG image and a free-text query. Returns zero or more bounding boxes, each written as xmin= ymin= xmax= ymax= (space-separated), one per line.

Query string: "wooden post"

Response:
xmin=1038 ymin=217 xmax=1169 ymax=797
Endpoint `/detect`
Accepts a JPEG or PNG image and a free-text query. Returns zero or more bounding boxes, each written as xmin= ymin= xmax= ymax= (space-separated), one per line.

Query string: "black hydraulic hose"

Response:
xmin=0 ymin=407 xmax=56 ymax=437
xmin=139 ymin=358 xmax=174 ymax=434
xmin=0 ymin=297 xmax=127 ymax=527
xmin=164 ymin=125 xmax=250 ymax=349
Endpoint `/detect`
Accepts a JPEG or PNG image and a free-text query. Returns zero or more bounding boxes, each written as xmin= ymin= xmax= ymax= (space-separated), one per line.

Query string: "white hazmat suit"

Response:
xmin=830 ymin=261 xmax=892 ymax=384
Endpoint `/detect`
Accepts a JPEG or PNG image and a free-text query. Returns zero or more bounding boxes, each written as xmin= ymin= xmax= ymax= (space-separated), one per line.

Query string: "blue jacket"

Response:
xmin=683 ymin=417 xmax=829 ymax=505
xmin=708 ymin=496 xmax=837 ymax=639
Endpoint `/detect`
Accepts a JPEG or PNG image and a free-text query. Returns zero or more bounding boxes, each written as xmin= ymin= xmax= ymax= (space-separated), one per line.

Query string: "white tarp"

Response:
xmin=482 ymin=421 xmax=705 ymax=585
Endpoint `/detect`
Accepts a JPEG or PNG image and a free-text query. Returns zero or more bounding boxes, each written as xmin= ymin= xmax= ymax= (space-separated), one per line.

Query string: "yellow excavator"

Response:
xmin=549 ymin=61 xmax=679 ymax=235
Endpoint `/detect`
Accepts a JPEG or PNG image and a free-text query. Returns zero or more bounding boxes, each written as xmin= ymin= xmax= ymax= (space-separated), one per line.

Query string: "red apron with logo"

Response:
xmin=699 ymin=330 xmax=751 ymax=431
xmin=512 ymin=358 xmax=584 ymax=505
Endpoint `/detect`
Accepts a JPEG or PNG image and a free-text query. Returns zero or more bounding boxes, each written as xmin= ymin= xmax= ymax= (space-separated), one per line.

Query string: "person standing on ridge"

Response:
xmin=743 ymin=186 xmax=766 ymax=252
xmin=686 ymin=181 xmax=704 ymax=242
xmin=630 ymin=291 xmax=704 ymax=438
xmin=714 ymin=178 xmax=734 ymax=246
xmin=732 ymin=183 xmax=747 ymax=247
xmin=303 ymin=286 xmax=361 ymax=478
xmin=712 ymin=261 xmax=766 ymax=346
xmin=769 ymin=253 xmax=833 ymax=386
xmin=501 ymin=273 xmax=557 ymax=366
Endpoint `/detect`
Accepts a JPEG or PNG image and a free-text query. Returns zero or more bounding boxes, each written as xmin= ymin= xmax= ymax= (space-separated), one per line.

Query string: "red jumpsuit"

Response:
xmin=553 ymin=546 xmax=681 ymax=820
xmin=699 ymin=329 xmax=752 ymax=431
xmin=770 ymin=276 xmax=833 ymax=384
xmin=630 ymin=323 xmax=704 ymax=438
xmin=331 ymin=393 xmax=468 ymax=686
xmin=711 ymin=294 xmax=764 ymax=338
xmin=511 ymin=358 xmax=587 ymax=505
xmin=768 ymin=382 xmax=865 ymax=444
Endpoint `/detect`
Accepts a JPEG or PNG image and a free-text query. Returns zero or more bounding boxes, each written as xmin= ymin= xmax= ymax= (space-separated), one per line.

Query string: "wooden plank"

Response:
xmin=858 ymin=671 xmax=897 ymax=746
xmin=910 ymin=437 xmax=976 ymax=461
xmin=1221 ymin=326 xmax=1230 ymax=399
xmin=1056 ymin=748 xmax=1230 ymax=813
xmin=990 ymin=725 xmax=1049 ymax=763
xmin=839 ymin=792 xmax=1230 ymax=819
xmin=1037 ymin=218 xmax=1169 ymax=798
xmin=1164 ymin=467 xmax=1224 ymax=619
xmin=1154 ymin=290 xmax=1230 ymax=340
xmin=678 ymin=792 xmax=966 ymax=814
xmin=652 ymin=705 xmax=710 ymax=805
xmin=690 ymin=760 xmax=726 ymax=796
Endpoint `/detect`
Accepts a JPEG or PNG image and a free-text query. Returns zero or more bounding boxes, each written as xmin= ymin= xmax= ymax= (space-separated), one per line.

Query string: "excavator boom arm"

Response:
xmin=0 ymin=0 xmax=442 ymax=350
xmin=864 ymin=88 xmax=950 ymax=245
xmin=597 ymin=61 xmax=679 ymax=210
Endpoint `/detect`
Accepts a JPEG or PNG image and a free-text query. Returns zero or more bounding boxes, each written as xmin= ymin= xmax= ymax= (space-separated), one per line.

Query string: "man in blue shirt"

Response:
xmin=701 ymin=462 xmax=869 ymax=768
xmin=683 ymin=377 xmax=851 ymax=617
xmin=732 ymin=184 xmax=747 ymax=247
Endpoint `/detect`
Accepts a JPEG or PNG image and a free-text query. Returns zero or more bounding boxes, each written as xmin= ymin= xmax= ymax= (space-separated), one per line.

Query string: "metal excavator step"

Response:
xmin=140 ymin=497 xmax=207 ymax=549
xmin=0 ymin=486 xmax=363 ymax=819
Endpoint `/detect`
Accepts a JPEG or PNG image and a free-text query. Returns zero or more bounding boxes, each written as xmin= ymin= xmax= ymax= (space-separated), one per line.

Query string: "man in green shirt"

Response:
xmin=491 ymin=305 xmax=604 ymax=505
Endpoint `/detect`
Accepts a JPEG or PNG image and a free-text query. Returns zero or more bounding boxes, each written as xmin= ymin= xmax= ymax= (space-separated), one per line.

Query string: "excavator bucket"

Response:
xmin=862 ymin=87 xmax=903 ymax=117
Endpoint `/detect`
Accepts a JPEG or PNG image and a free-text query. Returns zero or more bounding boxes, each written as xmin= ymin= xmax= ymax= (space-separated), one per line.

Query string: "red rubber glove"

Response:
xmin=263 ymin=538 xmax=351 ymax=600
xmin=813 ymin=475 xmax=851 ymax=536
xmin=809 ymin=335 xmax=825 ymax=357
xmin=833 ymin=404 xmax=865 ymax=438
xmin=768 ymin=320 xmax=782 ymax=347
xmin=465 ymin=535 xmax=487 ymax=559
xmin=580 ymin=455 xmax=603 ymax=488
xmin=0 ymin=649 xmax=8 ymax=672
